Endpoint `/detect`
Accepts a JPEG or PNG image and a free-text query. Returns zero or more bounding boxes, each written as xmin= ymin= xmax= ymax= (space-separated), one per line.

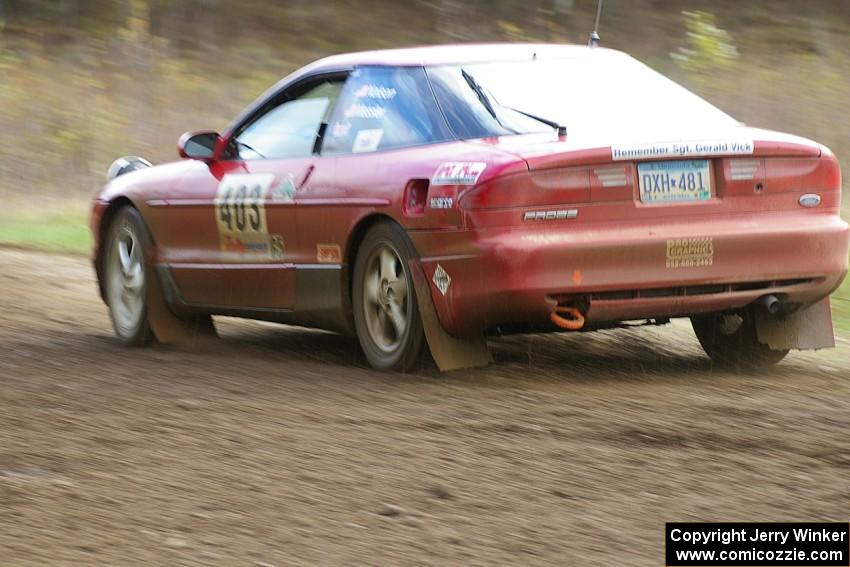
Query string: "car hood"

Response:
xmin=98 ymin=159 xmax=200 ymax=202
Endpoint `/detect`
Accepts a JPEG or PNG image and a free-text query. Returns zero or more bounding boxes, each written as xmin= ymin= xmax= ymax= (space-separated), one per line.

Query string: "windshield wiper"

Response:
xmin=504 ymin=106 xmax=567 ymax=136
xmin=461 ymin=69 xmax=497 ymax=119
xmin=460 ymin=69 xmax=517 ymax=133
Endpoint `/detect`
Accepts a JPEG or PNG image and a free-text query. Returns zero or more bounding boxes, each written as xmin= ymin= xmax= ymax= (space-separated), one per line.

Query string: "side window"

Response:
xmin=322 ymin=66 xmax=451 ymax=155
xmin=229 ymin=79 xmax=343 ymax=160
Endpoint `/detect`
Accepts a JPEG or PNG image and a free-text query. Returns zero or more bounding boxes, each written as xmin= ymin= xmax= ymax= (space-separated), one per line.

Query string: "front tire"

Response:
xmin=691 ymin=308 xmax=789 ymax=370
xmin=104 ymin=207 xmax=154 ymax=346
xmin=352 ymin=222 xmax=426 ymax=371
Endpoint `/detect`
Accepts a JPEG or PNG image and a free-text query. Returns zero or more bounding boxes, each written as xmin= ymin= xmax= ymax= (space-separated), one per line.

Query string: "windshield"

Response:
xmin=428 ymin=53 xmax=739 ymax=142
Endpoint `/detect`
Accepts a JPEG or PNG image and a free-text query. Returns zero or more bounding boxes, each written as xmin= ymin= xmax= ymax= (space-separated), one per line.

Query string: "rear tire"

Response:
xmin=691 ymin=308 xmax=789 ymax=370
xmin=352 ymin=222 xmax=426 ymax=371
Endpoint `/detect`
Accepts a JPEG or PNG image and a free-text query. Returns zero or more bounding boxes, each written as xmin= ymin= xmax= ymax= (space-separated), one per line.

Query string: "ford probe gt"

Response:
xmin=91 ymin=44 xmax=849 ymax=371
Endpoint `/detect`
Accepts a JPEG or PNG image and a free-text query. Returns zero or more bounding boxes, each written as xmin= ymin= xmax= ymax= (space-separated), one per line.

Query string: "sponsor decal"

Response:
xmin=666 ymin=237 xmax=713 ymax=269
xmin=344 ymin=103 xmax=386 ymax=120
xmin=331 ymin=121 xmax=351 ymax=138
xmin=352 ymin=128 xmax=384 ymax=153
xmin=220 ymin=235 xmax=249 ymax=254
xmin=316 ymin=243 xmax=342 ymax=264
xmin=431 ymin=162 xmax=487 ymax=186
xmin=215 ymin=173 xmax=280 ymax=262
xmin=520 ymin=233 xmax=572 ymax=244
xmin=523 ymin=209 xmax=578 ymax=221
xmin=270 ymin=174 xmax=297 ymax=202
xmin=429 ymin=196 xmax=454 ymax=209
xmin=270 ymin=234 xmax=285 ymax=260
xmin=612 ymin=140 xmax=754 ymax=161
xmin=354 ymin=84 xmax=397 ymax=100
xmin=432 ymin=264 xmax=451 ymax=296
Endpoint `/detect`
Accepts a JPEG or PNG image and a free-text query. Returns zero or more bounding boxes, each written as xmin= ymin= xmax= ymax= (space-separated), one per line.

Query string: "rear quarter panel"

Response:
xmin=299 ymin=140 xmax=528 ymax=266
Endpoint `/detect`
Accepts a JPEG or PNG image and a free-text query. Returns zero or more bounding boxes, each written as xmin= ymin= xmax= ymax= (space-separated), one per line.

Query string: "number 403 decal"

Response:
xmin=218 ymin=184 xmax=262 ymax=231
xmin=214 ymin=174 xmax=275 ymax=236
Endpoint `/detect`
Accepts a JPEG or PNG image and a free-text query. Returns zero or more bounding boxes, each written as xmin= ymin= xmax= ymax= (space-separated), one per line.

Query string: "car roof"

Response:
xmin=226 ymin=43 xmax=629 ymax=136
xmin=305 ymin=43 xmax=623 ymax=70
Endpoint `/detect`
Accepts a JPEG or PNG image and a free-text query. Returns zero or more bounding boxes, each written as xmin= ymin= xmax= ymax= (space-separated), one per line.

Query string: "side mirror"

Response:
xmin=178 ymin=131 xmax=221 ymax=160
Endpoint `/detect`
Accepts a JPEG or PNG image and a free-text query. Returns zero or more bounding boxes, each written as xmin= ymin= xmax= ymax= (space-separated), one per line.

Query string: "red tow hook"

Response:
xmin=550 ymin=306 xmax=585 ymax=331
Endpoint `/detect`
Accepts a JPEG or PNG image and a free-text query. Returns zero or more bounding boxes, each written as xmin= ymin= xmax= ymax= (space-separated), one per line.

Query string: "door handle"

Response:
xmin=297 ymin=165 xmax=315 ymax=190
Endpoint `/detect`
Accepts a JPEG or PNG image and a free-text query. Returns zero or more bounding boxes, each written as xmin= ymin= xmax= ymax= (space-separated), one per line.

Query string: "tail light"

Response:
xmin=719 ymin=156 xmax=841 ymax=209
xmin=459 ymin=167 xmax=590 ymax=209
xmin=764 ymin=157 xmax=841 ymax=193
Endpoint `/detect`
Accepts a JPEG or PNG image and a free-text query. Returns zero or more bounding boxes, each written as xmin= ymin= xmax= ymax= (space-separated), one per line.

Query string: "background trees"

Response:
xmin=0 ymin=0 xmax=847 ymax=209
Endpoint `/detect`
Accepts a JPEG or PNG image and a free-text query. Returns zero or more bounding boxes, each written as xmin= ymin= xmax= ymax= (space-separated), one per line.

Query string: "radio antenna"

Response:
xmin=588 ymin=0 xmax=603 ymax=47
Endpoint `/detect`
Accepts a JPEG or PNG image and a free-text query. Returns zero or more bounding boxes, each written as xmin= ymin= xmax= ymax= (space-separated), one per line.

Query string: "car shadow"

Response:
xmin=66 ymin=318 xmax=819 ymax=388
xmin=204 ymin=319 xmax=809 ymax=386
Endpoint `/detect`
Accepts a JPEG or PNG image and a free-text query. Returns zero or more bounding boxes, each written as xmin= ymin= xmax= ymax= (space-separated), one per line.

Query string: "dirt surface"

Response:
xmin=1 ymin=248 xmax=849 ymax=566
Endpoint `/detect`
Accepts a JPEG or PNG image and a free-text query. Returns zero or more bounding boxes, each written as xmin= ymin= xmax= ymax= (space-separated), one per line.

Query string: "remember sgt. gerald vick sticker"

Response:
xmin=612 ymin=140 xmax=754 ymax=161
xmin=666 ymin=237 xmax=713 ymax=268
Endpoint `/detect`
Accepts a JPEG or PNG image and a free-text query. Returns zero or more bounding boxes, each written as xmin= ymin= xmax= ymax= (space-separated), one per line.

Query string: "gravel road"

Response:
xmin=1 ymin=248 xmax=848 ymax=566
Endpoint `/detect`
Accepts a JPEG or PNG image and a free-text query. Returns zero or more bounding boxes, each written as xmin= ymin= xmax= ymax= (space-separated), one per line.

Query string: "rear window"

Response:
xmin=427 ymin=53 xmax=738 ymax=142
xmin=321 ymin=66 xmax=451 ymax=155
xmin=426 ymin=66 xmax=552 ymax=139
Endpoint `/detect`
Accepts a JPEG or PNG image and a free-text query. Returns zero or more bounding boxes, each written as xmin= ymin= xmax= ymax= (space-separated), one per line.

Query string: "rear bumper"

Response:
xmin=409 ymin=212 xmax=850 ymax=336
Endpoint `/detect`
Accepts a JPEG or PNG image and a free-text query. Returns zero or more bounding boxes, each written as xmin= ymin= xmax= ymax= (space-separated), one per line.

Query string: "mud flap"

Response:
xmin=146 ymin=263 xmax=218 ymax=346
xmin=755 ymin=297 xmax=835 ymax=351
xmin=409 ymin=260 xmax=492 ymax=372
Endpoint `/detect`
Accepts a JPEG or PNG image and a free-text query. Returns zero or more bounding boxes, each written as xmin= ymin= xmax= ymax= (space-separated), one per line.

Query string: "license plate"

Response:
xmin=637 ymin=159 xmax=711 ymax=204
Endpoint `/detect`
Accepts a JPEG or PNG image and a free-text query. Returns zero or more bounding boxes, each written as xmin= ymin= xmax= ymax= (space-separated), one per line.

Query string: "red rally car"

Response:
xmin=91 ymin=44 xmax=849 ymax=371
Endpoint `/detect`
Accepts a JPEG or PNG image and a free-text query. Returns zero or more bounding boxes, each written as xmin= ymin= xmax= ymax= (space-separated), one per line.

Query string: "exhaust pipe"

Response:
xmin=757 ymin=294 xmax=781 ymax=315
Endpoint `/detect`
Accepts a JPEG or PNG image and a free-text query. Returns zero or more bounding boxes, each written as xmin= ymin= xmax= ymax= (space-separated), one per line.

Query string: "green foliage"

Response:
xmin=672 ymin=10 xmax=739 ymax=73
xmin=0 ymin=212 xmax=90 ymax=254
